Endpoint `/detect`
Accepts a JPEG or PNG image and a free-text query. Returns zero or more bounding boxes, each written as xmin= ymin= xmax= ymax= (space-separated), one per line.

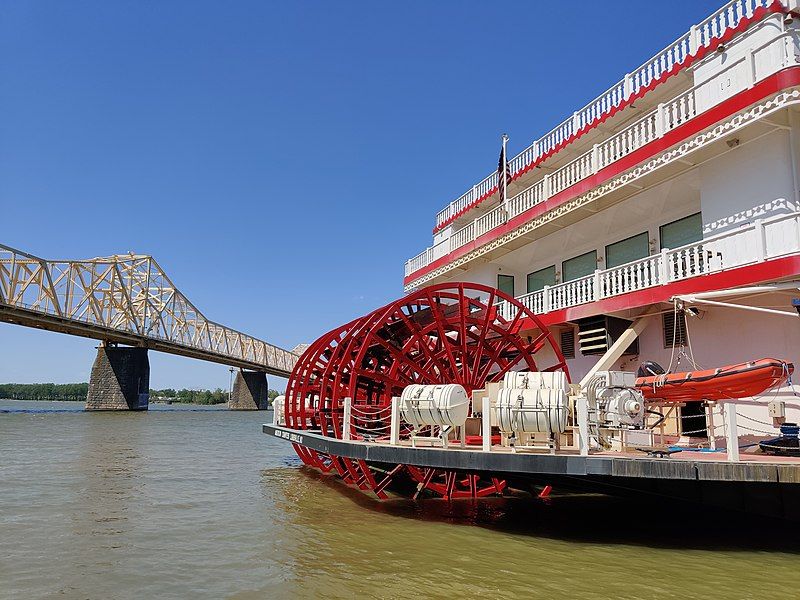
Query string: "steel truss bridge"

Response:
xmin=0 ymin=244 xmax=298 ymax=377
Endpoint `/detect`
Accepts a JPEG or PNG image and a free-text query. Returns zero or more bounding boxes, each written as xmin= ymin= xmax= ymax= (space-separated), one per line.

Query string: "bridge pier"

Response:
xmin=228 ymin=370 xmax=268 ymax=410
xmin=86 ymin=346 xmax=150 ymax=411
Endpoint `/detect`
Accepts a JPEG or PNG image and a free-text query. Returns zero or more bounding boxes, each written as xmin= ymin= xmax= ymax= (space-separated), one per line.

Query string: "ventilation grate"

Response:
xmin=560 ymin=328 xmax=576 ymax=359
xmin=663 ymin=311 xmax=688 ymax=348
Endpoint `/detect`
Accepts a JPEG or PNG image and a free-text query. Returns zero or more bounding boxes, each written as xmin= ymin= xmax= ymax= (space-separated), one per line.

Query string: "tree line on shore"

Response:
xmin=0 ymin=383 xmax=282 ymax=405
xmin=0 ymin=383 xmax=89 ymax=401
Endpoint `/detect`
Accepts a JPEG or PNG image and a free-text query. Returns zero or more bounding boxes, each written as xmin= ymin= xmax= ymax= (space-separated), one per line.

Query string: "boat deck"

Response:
xmin=264 ymin=424 xmax=800 ymax=484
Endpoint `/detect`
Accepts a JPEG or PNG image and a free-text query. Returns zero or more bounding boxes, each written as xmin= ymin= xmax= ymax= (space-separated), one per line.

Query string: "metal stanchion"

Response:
xmin=390 ymin=397 xmax=400 ymax=445
xmin=482 ymin=397 xmax=491 ymax=453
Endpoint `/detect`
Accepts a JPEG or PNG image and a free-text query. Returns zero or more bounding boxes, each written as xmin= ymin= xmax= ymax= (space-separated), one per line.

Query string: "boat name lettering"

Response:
xmin=274 ymin=430 xmax=304 ymax=444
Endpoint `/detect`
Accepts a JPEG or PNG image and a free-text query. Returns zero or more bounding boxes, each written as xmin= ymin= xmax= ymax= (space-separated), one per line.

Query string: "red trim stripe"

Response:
xmin=525 ymin=254 xmax=800 ymax=329
xmin=432 ymin=1 xmax=786 ymax=234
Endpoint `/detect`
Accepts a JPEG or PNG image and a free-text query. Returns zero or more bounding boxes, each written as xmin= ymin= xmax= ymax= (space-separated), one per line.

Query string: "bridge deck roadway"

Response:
xmin=0 ymin=305 xmax=293 ymax=377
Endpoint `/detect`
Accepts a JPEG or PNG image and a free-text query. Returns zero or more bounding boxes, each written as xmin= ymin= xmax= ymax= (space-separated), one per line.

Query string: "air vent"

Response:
xmin=577 ymin=316 xmax=639 ymax=356
xmin=663 ymin=311 xmax=688 ymax=348
xmin=560 ymin=328 xmax=575 ymax=359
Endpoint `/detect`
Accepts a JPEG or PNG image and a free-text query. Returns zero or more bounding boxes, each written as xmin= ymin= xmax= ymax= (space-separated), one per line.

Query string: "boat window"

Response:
xmin=660 ymin=213 xmax=702 ymax=250
xmin=562 ymin=250 xmax=597 ymax=282
xmin=526 ymin=265 xmax=556 ymax=293
xmin=605 ymin=232 xmax=649 ymax=269
xmin=497 ymin=274 xmax=515 ymax=297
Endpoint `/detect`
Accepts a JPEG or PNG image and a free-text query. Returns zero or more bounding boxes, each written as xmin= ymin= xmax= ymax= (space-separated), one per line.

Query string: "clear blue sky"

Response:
xmin=0 ymin=1 xmax=723 ymax=391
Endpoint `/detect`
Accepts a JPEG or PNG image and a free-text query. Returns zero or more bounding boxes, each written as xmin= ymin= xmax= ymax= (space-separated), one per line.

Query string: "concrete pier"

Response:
xmin=86 ymin=346 xmax=150 ymax=410
xmin=229 ymin=370 xmax=269 ymax=410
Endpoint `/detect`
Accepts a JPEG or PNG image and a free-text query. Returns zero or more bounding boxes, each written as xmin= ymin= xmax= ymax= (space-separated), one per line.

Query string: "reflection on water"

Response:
xmin=2 ymin=399 xmax=800 ymax=599
xmin=284 ymin=467 xmax=797 ymax=550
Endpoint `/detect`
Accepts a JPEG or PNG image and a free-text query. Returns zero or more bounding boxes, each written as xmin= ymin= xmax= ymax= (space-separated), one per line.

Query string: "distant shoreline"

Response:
xmin=0 ymin=398 xmax=233 ymax=407
xmin=1 ymin=383 xmax=280 ymax=406
xmin=0 ymin=383 xmax=229 ymax=405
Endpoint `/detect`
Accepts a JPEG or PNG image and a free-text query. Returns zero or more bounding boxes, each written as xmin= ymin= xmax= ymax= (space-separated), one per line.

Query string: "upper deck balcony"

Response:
xmin=496 ymin=210 xmax=800 ymax=325
xmin=432 ymin=0 xmax=784 ymax=233
xmin=405 ymin=0 xmax=795 ymax=287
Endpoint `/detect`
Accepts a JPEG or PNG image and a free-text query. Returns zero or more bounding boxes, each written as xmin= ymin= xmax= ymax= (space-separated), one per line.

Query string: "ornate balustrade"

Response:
xmin=407 ymin=25 xmax=796 ymax=278
xmin=433 ymin=0 xmax=779 ymax=232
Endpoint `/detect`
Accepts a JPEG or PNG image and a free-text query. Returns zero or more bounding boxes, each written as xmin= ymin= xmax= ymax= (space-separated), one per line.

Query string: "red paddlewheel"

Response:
xmin=284 ymin=283 xmax=569 ymax=499
xmin=284 ymin=317 xmax=367 ymax=468
xmin=405 ymin=466 xmax=507 ymax=500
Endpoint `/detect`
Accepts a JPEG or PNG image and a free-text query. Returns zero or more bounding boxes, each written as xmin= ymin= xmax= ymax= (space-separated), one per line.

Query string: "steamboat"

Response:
xmin=267 ymin=0 xmax=800 ymax=520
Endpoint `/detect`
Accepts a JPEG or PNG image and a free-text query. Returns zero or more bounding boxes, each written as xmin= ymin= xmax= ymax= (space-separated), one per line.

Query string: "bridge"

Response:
xmin=0 ymin=243 xmax=300 ymax=411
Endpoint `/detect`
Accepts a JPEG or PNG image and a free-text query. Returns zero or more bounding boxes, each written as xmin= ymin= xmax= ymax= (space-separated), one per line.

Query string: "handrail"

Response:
xmin=433 ymin=0 xmax=778 ymax=231
xmin=406 ymin=24 xmax=795 ymax=279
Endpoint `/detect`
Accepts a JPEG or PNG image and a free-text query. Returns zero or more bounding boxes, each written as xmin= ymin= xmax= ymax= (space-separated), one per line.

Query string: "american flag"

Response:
xmin=497 ymin=134 xmax=511 ymax=204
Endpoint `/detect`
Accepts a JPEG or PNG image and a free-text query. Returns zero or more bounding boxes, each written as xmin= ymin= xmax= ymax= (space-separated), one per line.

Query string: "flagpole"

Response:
xmin=501 ymin=133 xmax=509 ymax=210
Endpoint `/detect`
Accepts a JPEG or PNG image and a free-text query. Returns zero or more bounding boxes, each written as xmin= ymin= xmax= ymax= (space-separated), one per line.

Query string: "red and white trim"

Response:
xmin=432 ymin=0 xmax=788 ymax=234
xmin=406 ymin=68 xmax=800 ymax=289
xmin=527 ymin=253 xmax=800 ymax=329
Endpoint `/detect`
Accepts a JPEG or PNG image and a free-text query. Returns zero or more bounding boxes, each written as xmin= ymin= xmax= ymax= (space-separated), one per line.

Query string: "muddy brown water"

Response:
xmin=1 ymin=399 xmax=799 ymax=599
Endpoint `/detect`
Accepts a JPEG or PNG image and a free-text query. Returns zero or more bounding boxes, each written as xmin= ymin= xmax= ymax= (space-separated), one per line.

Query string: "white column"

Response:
xmin=342 ymin=397 xmax=352 ymax=441
xmin=755 ymin=219 xmax=767 ymax=261
xmin=655 ymin=103 xmax=665 ymax=137
xmin=623 ymin=73 xmax=633 ymax=99
xmin=390 ymin=396 xmax=401 ymax=446
xmin=577 ymin=394 xmax=589 ymax=456
xmin=724 ymin=402 xmax=740 ymax=462
xmin=746 ymin=47 xmax=756 ymax=88
xmin=482 ymin=396 xmax=492 ymax=453
xmin=689 ymin=24 xmax=699 ymax=55
xmin=659 ymin=248 xmax=670 ymax=283
xmin=706 ymin=402 xmax=716 ymax=450
xmin=593 ymin=269 xmax=602 ymax=301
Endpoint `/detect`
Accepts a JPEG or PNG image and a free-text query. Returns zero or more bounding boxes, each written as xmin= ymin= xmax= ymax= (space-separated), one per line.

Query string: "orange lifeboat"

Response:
xmin=635 ymin=358 xmax=793 ymax=403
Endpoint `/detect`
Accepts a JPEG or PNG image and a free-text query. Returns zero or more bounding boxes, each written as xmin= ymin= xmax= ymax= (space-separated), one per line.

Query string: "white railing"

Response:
xmin=601 ymin=254 xmax=663 ymax=297
xmin=550 ymin=275 xmax=596 ymax=311
xmin=406 ymin=247 xmax=433 ymax=275
xmin=450 ymin=221 xmax=475 ymax=251
xmin=550 ymin=153 xmax=593 ymax=197
xmin=433 ymin=0 xmax=777 ymax=231
xmin=406 ymin=22 xmax=794 ymax=279
xmin=507 ymin=179 xmax=546 ymax=217
xmin=501 ymin=211 xmax=800 ymax=318
xmin=597 ymin=112 xmax=659 ymax=170
xmin=475 ymin=204 xmax=507 ymax=238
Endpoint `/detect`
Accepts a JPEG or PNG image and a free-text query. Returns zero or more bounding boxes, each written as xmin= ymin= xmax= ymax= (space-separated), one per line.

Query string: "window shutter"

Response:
xmin=560 ymin=329 xmax=576 ymax=359
xmin=663 ymin=311 xmax=688 ymax=348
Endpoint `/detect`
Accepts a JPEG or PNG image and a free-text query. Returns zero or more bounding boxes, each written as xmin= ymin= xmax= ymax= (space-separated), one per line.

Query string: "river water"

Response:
xmin=1 ymin=399 xmax=799 ymax=599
